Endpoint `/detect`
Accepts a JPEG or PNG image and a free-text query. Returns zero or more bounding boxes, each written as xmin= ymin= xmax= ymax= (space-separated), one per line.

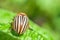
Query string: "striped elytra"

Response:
xmin=12 ymin=13 xmax=29 ymax=34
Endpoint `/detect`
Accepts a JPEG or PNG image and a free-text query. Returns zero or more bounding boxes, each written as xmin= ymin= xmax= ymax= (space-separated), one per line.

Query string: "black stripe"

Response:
xmin=14 ymin=17 xmax=16 ymax=30
xmin=19 ymin=15 xmax=22 ymax=34
xmin=16 ymin=16 xmax=19 ymax=32
xmin=14 ymin=16 xmax=18 ymax=32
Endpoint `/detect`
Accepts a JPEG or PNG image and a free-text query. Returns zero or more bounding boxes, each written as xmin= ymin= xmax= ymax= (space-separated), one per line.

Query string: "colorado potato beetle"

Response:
xmin=12 ymin=13 xmax=29 ymax=34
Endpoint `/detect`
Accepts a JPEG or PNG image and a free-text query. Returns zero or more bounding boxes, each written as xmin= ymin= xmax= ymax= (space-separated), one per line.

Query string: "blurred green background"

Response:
xmin=0 ymin=0 xmax=60 ymax=40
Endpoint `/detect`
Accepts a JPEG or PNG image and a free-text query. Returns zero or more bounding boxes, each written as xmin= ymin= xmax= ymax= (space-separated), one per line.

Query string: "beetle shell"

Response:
xmin=12 ymin=13 xmax=29 ymax=34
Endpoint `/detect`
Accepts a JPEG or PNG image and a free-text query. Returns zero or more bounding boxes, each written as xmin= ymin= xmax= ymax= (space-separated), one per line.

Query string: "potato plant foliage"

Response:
xmin=0 ymin=9 xmax=53 ymax=40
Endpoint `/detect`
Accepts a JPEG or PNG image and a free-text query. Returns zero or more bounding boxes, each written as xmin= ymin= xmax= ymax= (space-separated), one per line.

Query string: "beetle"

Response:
xmin=11 ymin=12 xmax=29 ymax=34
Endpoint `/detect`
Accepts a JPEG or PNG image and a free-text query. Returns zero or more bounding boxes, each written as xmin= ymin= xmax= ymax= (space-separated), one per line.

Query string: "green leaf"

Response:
xmin=0 ymin=9 xmax=53 ymax=40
